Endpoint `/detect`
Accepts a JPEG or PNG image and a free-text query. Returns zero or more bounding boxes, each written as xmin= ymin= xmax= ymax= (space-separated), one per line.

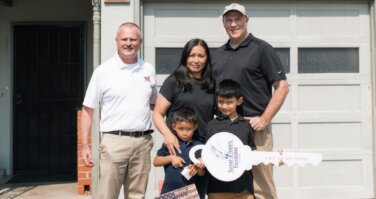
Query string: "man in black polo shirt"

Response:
xmin=212 ymin=3 xmax=289 ymax=199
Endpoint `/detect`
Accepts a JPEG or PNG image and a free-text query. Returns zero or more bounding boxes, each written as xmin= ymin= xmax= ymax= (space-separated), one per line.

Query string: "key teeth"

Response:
xmin=284 ymin=156 xmax=323 ymax=167
xmin=251 ymin=161 xmax=320 ymax=167
xmin=249 ymin=152 xmax=323 ymax=167
xmin=244 ymin=149 xmax=323 ymax=169
xmin=287 ymin=162 xmax=314 ymax=167
xmin=251 ymin=160 xmax=279 ymax=166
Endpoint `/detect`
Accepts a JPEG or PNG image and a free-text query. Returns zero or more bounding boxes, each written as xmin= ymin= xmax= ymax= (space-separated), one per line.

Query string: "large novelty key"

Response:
xmin=189 ymin=132 xmax=323 ymax=182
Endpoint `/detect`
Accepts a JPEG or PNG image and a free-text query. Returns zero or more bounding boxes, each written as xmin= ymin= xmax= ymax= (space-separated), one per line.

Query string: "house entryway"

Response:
xmin=11 ymin=24 xmax=85 ymax=183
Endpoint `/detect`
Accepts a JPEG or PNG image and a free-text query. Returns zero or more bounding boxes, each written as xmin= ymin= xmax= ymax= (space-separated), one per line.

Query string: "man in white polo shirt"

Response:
xmin=80 ymin=22 xmax=157 ymax=199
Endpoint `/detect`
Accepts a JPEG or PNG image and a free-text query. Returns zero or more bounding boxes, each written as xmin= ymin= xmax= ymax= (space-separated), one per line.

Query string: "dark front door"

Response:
xmin=13 ymin=24 xmax=84 ymax=178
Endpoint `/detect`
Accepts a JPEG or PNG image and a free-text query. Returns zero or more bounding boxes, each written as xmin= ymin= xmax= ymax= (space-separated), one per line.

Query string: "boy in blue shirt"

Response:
xmin=206 ymin=79 xmax=256 ymax=199
xmin=153 ymin=107 xmax=206 ymax=198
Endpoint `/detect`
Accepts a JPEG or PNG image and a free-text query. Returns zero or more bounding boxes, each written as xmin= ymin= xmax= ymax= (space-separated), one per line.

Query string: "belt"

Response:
xmin=103 ymin=129 xmax=154 ymax=137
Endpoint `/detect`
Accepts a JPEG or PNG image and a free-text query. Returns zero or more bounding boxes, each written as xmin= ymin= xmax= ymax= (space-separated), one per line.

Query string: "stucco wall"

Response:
xmin=100 ymin=0 xmax=137 ymax=62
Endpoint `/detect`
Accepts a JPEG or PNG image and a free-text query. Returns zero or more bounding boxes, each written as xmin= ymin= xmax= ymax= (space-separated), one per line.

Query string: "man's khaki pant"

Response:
xmin=97 ymin=133 xmax=154 ymax=199
xmin=252 ymin=126 xmax=277 ymax=199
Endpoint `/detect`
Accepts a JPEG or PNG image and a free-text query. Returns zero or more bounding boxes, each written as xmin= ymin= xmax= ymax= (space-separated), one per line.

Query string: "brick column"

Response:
xmin=77 ymin=109 xmax=92 ymax=195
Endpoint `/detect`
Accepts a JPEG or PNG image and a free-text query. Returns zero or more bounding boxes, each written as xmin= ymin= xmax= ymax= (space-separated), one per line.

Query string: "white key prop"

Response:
xmin=189 ymin=132 xmax=322 ymax=182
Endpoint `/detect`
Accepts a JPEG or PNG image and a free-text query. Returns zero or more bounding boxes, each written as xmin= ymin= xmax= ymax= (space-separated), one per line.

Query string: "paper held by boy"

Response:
xmin=189 ymin=132 xmax=323 ymax=182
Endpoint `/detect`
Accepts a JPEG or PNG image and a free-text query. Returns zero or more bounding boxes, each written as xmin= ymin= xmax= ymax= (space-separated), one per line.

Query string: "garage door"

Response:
xmin=144 ymin=2 xmax=373 ymax=199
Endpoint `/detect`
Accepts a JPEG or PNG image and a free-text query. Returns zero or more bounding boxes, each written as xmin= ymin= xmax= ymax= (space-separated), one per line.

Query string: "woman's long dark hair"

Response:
xmin=172 ymin=38 xmax=214 ymax=93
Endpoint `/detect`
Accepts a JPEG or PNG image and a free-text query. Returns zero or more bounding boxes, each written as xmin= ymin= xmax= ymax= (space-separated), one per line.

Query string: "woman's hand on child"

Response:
xmin=164 ymin=132 xmax=181 ymax=155
xmin=171 ymin=156 xmax=185 ymax=168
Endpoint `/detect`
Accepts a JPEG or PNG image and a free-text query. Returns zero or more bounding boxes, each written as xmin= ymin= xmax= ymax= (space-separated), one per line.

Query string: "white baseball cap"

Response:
xmin=223 ymin=3 xmax=247 ymax=16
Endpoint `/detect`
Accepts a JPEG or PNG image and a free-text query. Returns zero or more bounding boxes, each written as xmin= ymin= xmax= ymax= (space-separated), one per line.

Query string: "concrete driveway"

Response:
xmin=0 ymin=182 xmax=91 ymax=199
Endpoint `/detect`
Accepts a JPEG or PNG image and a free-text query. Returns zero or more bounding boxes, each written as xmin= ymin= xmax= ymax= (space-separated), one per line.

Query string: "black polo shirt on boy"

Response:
xmin=205 ymin=115 xmax=256 ymax=194
xmin=212 ymin=33 xmax=287 ymax=117
xmin=160 ymin=75 xmax=215 ymax=141
xmin=157 ymin=138 xmax=206 ymax=199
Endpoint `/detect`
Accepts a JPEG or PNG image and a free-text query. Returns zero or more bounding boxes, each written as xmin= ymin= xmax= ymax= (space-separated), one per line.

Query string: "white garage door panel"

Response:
xmin=273 ymin=123 xmax=293 ymax=148
xmin=275 ymin=167 xmax=294 ymax=187
xmin=295 ymin=3 xmax=369 ymax=41
xmin=248 ymin=9 xmax=291 ymax=37
xmin=278 ymin=155 xmax=373 ymax=198
xmin=298 ymin=122 xmax=362 ymax=149
xmin=144 ymin=2 xmax=373 ymax=199
xmin=300 ymin=159 xmax=363 ymax=187
xmin=297 ymin=10 xmax=360 ymax=37
xmin=298 ymin=85 xmax=361 ymax=111
xmin=297 ymin=112 xmax=362 ymax=122
xmin=154 ymin=9 xmax=222 ymax=39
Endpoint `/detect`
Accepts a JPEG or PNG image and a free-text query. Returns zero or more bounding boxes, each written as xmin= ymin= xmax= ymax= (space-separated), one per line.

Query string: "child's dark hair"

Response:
xmin=172 ymin=107 xmax=198 ymax=124
xmin=216 ymin=79 xmax=242 ymax=99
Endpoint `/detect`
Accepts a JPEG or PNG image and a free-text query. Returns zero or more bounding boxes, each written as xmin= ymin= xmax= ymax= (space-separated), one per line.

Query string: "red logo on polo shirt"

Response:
xmin=144 ymin=76 xmax=151 ymax=83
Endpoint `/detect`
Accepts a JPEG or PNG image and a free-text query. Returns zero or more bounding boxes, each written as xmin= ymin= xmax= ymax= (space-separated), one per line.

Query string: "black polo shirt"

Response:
xmin=160 ymin=75 xmax=215 ymax=141
xmin=212 ymin=33 xmax=287 ymax=116
xmin=205 ymin=115 xmax=256 ymax=194
xmin=157 ymin=138 xmax=206 ymax=199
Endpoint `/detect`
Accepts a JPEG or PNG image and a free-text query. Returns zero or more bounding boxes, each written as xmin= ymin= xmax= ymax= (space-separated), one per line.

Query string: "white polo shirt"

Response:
xmin=83 ymin=53 xmax=157 ymax=132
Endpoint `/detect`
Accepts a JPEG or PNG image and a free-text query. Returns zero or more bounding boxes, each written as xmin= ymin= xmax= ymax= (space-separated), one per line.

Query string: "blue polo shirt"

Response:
xmin=157 ymin=138 xmax=205 ymax=198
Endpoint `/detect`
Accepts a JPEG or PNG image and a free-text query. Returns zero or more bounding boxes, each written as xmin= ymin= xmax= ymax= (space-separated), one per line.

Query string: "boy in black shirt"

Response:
xmin=206 ymin=79 xmax=256 ymax=199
